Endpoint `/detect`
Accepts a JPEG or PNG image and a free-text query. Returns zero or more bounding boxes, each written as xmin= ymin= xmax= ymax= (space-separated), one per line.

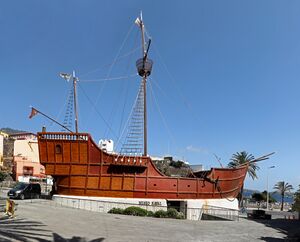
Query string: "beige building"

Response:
xmin=13 ymin=139 xmax=39 ymax=163
xmin=12 ymin=137 xmax=45 ymax=181
xmin=10 ymin=132 xmax=37 ymax=141
xmin=0 ymin=131 xmax=9 ymax=139
xmin=0 ymin=131 xmax=9 ymax=166
xmin=0 ymin=133 xmax=3 ymax=166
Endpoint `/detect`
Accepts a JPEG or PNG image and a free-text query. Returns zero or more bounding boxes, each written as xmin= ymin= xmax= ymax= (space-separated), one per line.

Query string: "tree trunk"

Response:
xmin=238 ymin=185 xmax=244 ymax=208
xmin=281 ymin=193 xmax=284 ymax=211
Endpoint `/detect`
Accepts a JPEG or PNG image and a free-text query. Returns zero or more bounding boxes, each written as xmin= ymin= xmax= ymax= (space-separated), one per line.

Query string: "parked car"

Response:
xmin=7 ymin=182 xmax=41 ymax=200
xmin=247 ymin=209 xmax=271 ymax=220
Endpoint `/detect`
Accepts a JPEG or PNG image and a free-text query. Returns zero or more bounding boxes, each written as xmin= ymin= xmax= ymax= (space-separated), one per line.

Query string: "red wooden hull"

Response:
xmin=38 ymin=132 xmax=248 ymax=199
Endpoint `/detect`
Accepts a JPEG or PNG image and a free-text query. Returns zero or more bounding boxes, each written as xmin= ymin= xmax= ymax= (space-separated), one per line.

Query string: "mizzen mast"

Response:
xmin=135 ymin=12 xmax=153 ymax=156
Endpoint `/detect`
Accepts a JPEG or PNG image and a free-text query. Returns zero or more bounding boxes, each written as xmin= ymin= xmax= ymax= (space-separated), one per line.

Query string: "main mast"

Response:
xmin=135 ymin=13 xmax=153 ymax=156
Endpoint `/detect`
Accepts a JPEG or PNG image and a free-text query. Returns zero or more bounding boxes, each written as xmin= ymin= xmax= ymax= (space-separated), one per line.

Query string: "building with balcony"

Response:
xmin=0 ymin=133 xmax=4 ymax=167
xmin=12 ymin=136 xmax=45 ymax=181
xmin=9 ymin=132 xmax=37 ymax=141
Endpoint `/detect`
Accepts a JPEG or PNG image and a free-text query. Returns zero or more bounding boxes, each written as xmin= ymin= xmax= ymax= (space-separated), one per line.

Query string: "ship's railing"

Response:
xmin=38 ymin=133 xmax=89 ymax=141
xmin=111 ymin=154 xmax=148 ymax=167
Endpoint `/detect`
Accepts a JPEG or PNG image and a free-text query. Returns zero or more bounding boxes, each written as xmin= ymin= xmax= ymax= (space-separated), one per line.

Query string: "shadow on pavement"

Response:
xmin=0 ymin=217 xmax=105 ymax=242
xmin=259 ymin=237 xmax=285 ymax=242
xmin=53 ymin=233 xmax=105 ymax=242
xmin=0 ymin=216 xmax=52 ymax=241
xmin=253 ymin=219 xmax=300 ymax=241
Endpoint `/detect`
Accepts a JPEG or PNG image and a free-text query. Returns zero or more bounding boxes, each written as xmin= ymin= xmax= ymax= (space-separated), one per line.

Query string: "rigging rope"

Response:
xmin=83 ymin=23 xmax=136 ymax=132
xmin=119 ymin=81 xmax=144 ymax=155
xmin=150 ymin=76 xmax=173 ymax=105
xmin=152 ymin=43 xmax=202 ymax=124
xmin=115 ymin=80 xmax=143 ymax=152
xmin=118 ymin=79 xmax=130 ymax=136
xmin=117 ymin=28 xmax=140 ymax=139
xmin=78 ymin=45 xmax=141 ymax=78
xmin=104 ymin=52 xmax=139 ymax=138
xmin=148 ymin=78 xmax=178 ymax=152
xmin=49 ymin=84 xmax=72 ymax=130
xmin=144 ymin=27 xmax=152 ymax=41
xmin=80 ymin=73 xmax=138 ymax=83
xmin=103 ymin=26 xmax=140 ymax=140
xmin=77 ymin=83 xmax=118 ymax=140
xmin=62 ymin=88 xmax=74 ymax=131
xmin=216 ymin=184 xmax=237 ymax=202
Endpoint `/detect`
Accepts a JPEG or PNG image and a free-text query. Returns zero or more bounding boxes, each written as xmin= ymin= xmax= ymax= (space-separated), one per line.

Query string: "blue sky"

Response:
xmin=1 ymin=0 xmax=300 ymax=191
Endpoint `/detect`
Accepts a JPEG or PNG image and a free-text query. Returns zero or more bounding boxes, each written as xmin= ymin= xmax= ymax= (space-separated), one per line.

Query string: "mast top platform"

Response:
xmin=136 ymin=58 xmax=153 ymax=77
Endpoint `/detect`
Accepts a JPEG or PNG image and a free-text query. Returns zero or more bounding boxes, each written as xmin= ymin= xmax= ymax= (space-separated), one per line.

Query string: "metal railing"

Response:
xmin=200 ymin=204 xmax=239 ymax=221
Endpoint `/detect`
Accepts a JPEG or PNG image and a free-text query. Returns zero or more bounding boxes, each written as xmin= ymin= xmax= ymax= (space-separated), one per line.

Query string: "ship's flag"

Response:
xmin=135 ymin=17 xmax=141 ymax=26
xmin=29 ymin=107 xmax=38 ymax=119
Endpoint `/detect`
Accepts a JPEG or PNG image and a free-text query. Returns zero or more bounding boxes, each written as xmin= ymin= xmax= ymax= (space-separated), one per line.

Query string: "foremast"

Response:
xmin=59 ymin=71 xmax=79 ymax=133
xmin=29 ymin=71 xmax=80 ymax=134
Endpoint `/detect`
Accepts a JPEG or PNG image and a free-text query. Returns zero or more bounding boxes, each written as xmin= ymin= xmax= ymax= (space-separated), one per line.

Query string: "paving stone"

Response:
xmin=0 ymin=199 xmax=299 ymax=241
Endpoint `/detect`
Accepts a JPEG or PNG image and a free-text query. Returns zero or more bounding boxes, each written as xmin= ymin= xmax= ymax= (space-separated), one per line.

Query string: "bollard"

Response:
xmin=5 ymin=199 xmax=16 ymax=218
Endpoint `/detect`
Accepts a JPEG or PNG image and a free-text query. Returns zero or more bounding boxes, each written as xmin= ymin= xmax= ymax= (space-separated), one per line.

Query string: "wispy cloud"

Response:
xmin=186 ymin=145 xmax=209 ymax=154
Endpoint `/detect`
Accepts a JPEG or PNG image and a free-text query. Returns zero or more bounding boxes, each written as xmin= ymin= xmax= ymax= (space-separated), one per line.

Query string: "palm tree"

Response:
xmin=228 ymin=151 xmax=260 ymax=179
xmin=292 ymin=184 xmax=300 ymax=212
xmin=227 ymin=151 xmax=259 ymax=207
xmin=273 ymin=181 xmax=293 ymax=211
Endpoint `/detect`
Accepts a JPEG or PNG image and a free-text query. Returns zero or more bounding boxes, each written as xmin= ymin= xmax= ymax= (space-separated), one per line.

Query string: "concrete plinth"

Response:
xmin=185 ymin=198 xmax=239 ymax=220
xmin=53 ymin=195 xmax=167 ymax=213
xmin=53 ymin=195 xmax=238 ymax=220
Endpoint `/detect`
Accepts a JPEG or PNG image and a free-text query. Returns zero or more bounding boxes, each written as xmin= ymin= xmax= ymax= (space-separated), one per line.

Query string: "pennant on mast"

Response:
xmin=29 ymin=107 xmax=39 ymax=119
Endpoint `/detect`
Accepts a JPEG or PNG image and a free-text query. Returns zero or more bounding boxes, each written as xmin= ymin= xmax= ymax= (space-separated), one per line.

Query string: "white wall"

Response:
xmin=53 ymin=195 xmax=167 ymax=213
xmin=52 ymin=195 xmax=239 ymax=220
xmin=185 ymin=198 xmax=239 ymax=220
xmin=13 ymin=139 xmax=39 ymax=162
xmin=98 ymin=139 xmax=114 ymax=153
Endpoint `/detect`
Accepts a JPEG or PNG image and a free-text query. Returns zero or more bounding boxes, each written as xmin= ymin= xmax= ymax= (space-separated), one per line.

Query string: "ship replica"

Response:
xmin=32 ymin=14 xmax=270 ymax=201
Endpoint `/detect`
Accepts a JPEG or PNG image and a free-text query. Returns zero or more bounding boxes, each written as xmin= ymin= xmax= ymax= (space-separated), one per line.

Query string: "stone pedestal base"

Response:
xmin=53 ymin=195 xmax=238 ymax=220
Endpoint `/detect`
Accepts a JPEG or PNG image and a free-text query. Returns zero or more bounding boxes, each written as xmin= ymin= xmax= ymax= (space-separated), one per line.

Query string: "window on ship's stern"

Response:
xmin=55 ymin=144 xmax=62 ymax=154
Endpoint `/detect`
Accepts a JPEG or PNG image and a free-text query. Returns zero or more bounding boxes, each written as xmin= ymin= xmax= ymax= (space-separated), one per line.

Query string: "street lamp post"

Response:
xmin=266 ymin=165 xmax=275 ymax=210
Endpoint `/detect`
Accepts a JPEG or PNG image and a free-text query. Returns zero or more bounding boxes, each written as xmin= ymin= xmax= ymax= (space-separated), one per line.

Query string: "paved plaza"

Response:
xmin=0 ymin=199 xmax=299 ymax=242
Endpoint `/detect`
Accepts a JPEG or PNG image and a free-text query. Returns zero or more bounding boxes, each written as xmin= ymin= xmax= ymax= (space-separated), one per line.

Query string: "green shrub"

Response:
xmin=166 ymin=208 xmax=178 ymax=218
xmin=108 ymin=207 xmax=185 ymax=219
xmin=108 ymin=207 xmax=124 ymax=214
xmin=154 ymin=208 xmax=185 ymax=219
xmin=154 ymin=210 xmax=168 ymax=218
xmin=170 ymin=160 xmax=185 ymax=168
xmin=147 ymin=211 xmax=154 ymax=217
xmin=123 ymin=206 xmax=148 ymax=216
xmin=176 ymin=212 xmax=185 ymax=219
xmin=0 ymin=172 xmax=7 ymax=182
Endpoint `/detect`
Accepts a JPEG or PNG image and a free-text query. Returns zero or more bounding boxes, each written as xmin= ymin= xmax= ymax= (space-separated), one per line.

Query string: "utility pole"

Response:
xmin=266 ymin=165 xmax=275 ymax=210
